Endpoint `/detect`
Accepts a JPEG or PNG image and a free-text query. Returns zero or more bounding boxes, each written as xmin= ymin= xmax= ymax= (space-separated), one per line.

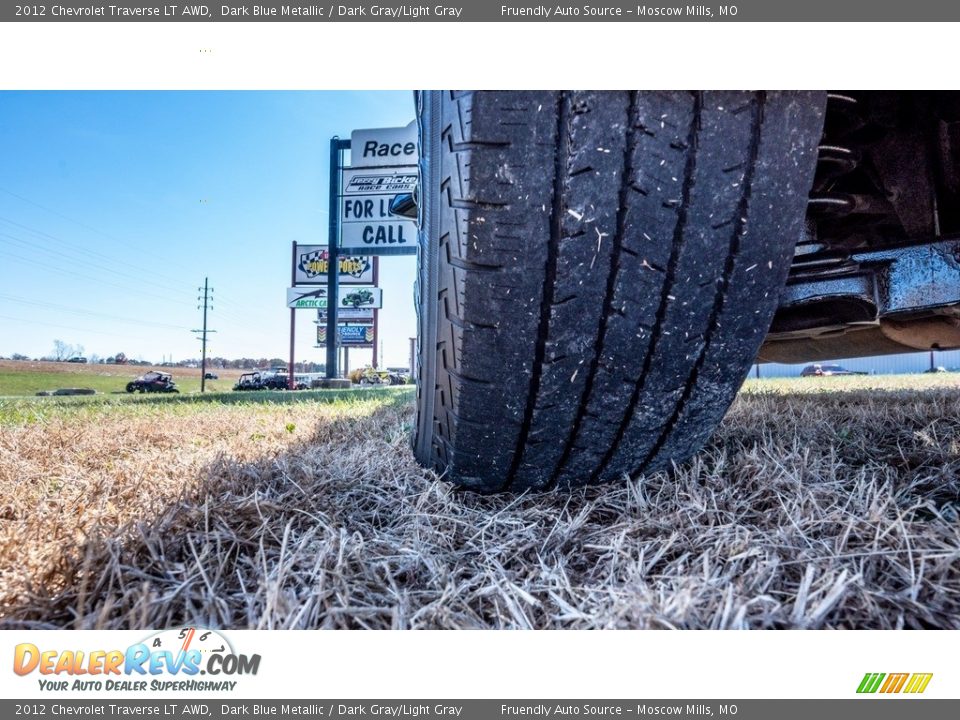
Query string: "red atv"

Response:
xmin=125 ymin=371 xmax=179 ymax=394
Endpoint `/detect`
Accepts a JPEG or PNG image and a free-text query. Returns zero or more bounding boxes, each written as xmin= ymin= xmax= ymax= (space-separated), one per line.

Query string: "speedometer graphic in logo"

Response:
xmin=142 ymin=627 xmax=233 ymax=659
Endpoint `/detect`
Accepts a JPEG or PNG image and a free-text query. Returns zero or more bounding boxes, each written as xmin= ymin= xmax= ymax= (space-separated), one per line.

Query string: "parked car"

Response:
xmin=126 ymin=371 xmax=179 ymax=393
xmin=67 ymin=357 xmax=88 ymax=363
xmin=800 ymin=364 xmax=867 ymax=377
xmin=204 ymin=372 xmax=218 ymax=380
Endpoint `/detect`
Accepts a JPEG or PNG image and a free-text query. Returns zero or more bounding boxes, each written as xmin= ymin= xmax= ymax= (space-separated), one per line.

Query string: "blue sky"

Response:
xmin=0 ymin=91 xmax=417 ymax=368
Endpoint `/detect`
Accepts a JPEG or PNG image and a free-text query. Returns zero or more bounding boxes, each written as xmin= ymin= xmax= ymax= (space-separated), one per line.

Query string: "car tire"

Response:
xmin=413 ymin=90 xmax=825 ymax=493
xmin=126 ymin=382 xmax=136 ymax=393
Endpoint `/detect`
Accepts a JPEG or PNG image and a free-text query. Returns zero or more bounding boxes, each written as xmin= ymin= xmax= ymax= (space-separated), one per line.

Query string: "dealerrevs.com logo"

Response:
xmin=857 ymin=673 xmax=933 ymax=694
xmin=13 ymin=627 xmax=260 ymax=693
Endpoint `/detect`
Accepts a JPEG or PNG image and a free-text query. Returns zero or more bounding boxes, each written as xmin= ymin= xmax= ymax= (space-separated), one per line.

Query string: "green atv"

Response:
xmin=342 ymin=289 xmax=375 ymax=308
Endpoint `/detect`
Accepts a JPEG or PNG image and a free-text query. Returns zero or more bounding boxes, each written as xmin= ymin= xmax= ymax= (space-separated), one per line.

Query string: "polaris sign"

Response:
xmin=350 ymin=122 xmax=417 ymax=168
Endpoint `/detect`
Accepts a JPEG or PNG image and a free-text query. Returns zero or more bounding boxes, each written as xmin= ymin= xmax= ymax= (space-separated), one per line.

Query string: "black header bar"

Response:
xmin=3 ymin=1 xmax=958 ymax=22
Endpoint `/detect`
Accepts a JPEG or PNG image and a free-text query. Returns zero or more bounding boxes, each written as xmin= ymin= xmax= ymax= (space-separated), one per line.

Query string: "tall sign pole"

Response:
xmin=319 ymin=125 xmax=417 ymax=380
xmin=325 ymin=137 xmax=346 ymax=379
xmin=372 ymin=258 xmax=379 ymax=369
xmin=289 ymin=241 xmax=296 ymax=390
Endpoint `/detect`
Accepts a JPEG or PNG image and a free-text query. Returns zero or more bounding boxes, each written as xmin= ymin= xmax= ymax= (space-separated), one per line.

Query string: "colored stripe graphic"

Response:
xmin=857 ymin=672 xmax=932 ymax=694
xmin=880 ymin=673 xmax=909 ymax=693
xmin=904 ymin=673 xmax=934 ymax=694
xmin=857 ymin=673 xmax=885 ymax=693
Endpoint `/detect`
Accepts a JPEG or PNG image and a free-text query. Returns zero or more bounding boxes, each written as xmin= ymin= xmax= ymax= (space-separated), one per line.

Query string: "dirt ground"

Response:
xmin=0 ymin=378 xmax=957 ymax=629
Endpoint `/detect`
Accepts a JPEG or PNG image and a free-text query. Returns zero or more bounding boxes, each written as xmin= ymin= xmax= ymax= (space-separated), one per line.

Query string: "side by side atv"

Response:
xmin=341 ymin=289 xmax=375 ymax=308
xmin=350 ymin=366 xmax=406 ymax=386
xmin=125 ymin=371 xmax=179 ymax=394
xmin=410 ymin=91 xmax=960 ymax=493
xmin=233 ymin=372 xmax=289 ymax=391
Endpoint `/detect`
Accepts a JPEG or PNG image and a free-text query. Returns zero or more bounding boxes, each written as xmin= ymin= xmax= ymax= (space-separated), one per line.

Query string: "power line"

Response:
xmin=2 ymin=224 xmax=286 ymax=338
xmin=0 ymin=292 xmax=190 ymax=331
xmin=0 ymin=313 xmax=127 ymax=339
xmin=0 ymin=247 xmax=279 ymax=345
xmin=0 ymin=186 xmax=204 ymax=288
xmin=0 ymin=215 xmax=195 ymax=293
xmin=0 ymin=246 xmax=196 ymax=309
xmin=0 ymin=242 xmax=280 ymax=337
xmin=0 ymin=225 xmax=197 ymax=297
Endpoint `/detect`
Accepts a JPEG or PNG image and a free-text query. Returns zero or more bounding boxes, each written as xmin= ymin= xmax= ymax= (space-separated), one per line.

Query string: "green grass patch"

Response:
xmin=0 ymin=386 xmax=414 ymax=426
xmin=0 ymin=370 xmax=229 ymax=396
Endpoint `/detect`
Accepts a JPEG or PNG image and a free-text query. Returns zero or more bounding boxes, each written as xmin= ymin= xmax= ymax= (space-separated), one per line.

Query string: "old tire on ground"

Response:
xmin=413 ymin=91 xmax=826 ymax=493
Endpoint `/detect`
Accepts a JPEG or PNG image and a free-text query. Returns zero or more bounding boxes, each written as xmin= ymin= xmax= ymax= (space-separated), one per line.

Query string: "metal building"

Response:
xmin=754 ymin=349 xmax=960 ymax=378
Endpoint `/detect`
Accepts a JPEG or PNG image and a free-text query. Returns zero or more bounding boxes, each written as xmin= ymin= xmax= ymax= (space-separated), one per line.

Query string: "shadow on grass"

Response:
xmin=3 ymin=384 xmax=958 ymax=630
xmin=0 ymin=395 xmax=424 ymax=629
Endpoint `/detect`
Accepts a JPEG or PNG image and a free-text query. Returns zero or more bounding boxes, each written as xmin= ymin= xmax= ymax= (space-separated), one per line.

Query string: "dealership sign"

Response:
xmin=350 ymin=122 xmax=417 ymax=168
xmin=287 ymin=287 xmax=329 ymax=309
xmin=289 ymin=287 xmax=382 ymax=310
xmin=317 ymin=324 xmax=375 ymax=346
xmin=339 ymin=287 xmax=383 ymax=309
xmin=318 ymin=307 xmax=374 ymax=323
xmin=294 ymin=245 xmax=375 ymax=285
xmin=341 ymin=167 xmax=418 ymax=248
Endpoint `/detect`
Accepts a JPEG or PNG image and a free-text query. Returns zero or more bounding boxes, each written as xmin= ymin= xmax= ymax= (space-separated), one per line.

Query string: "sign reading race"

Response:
xmin=350 ymin=122 xmax=418 ymax=168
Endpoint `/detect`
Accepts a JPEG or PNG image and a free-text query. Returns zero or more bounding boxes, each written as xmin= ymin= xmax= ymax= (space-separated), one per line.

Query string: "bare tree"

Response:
xmin=51 ymin=339 xmax=73 ymax=361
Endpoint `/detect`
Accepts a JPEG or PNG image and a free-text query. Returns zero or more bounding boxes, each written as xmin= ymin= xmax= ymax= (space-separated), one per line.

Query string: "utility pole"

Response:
xmin=192 ymin=277 xmax=216 ymax=392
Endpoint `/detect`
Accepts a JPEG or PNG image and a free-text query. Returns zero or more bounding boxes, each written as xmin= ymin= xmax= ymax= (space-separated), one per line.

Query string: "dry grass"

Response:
xmin=0 ymin=379 xmax=958 ymax=629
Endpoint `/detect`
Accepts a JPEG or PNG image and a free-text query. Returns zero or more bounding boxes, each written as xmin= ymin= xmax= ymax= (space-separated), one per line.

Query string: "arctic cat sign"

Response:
xmin=287 ymin=286 xmax=382 ymax=310
xmin=350 ymin=122 xmax=417 ymax=168
xmin=287 ymin=287 xmax=329 ymax=309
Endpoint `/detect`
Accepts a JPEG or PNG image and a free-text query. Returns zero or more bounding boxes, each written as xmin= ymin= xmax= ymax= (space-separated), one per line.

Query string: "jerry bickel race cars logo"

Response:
xmin=13 ymin=627 xmax=260 ymax=693
xmin=857 ymin=672 xmax=933 ymax=694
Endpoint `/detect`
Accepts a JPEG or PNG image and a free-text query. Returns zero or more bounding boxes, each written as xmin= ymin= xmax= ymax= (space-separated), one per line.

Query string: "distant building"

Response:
xmin=754 ymin=349 xmax=960 ymax=378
